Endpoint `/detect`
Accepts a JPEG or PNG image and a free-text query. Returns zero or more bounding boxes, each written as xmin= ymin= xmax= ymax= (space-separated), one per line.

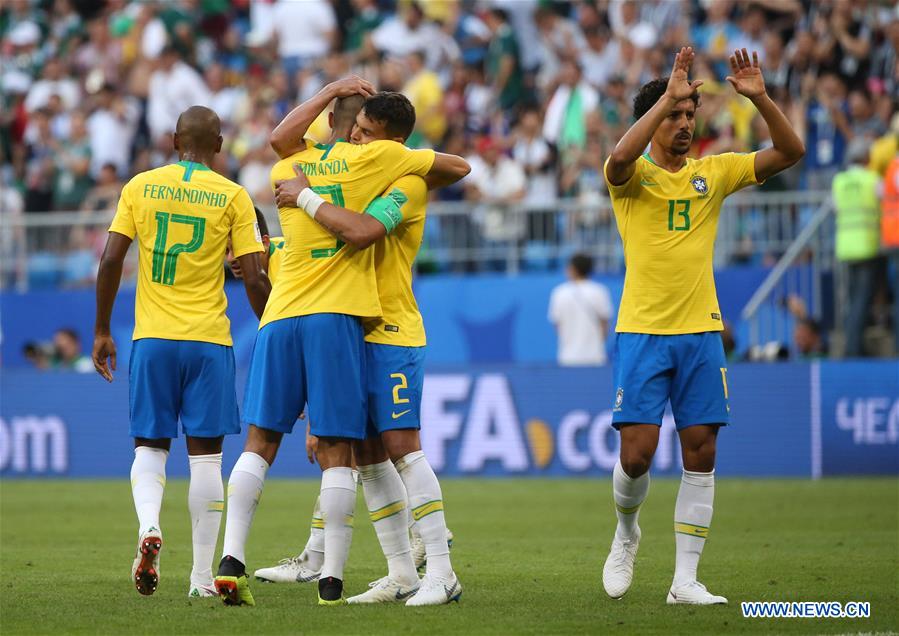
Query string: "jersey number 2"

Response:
xmin=152 ymin=211 xmax=206 ymax=286
xmin=310 ymin=184 xmax=346 ymax=258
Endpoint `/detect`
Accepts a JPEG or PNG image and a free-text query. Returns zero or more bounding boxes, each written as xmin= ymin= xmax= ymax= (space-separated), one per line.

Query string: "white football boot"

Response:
xmin=253 ymin=550 xmax=321 ymax=583
xmin=347 ymin=575 xmax=420 ymax=604
xmin=602 ymin=527 xmax=641 ymax=599
xmin=667 ymin=580 xmax=728 ymax=605
xmin=188 ymin=582 xmax=217 ymax=598
xmin=405 ymin=572 xmax=462 ymax=606
xmin=131 ymin=527 xmax=163 ymax=596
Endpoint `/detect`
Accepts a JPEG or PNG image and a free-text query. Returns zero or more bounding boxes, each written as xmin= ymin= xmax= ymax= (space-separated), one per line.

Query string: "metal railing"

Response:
xmin=740 ymin=198 xmax=836 ymax=352
xmin=1 ymin=190 xmax=830 ymax=290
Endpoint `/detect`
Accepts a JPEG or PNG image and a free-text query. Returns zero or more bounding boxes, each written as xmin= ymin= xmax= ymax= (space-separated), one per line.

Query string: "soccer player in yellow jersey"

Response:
xmin=266 ymin=92 xmax=461 ymax=606
xmin=600 ymin=48 xmax=804 ymax=605
xmin=91 ymin=106 xmax=271 ymax=599
xmin=215 ymin=78 xmax=470 ymax=606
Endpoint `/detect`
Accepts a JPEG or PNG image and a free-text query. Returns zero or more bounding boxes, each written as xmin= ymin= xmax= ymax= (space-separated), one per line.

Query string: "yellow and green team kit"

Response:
xmin=261 ymin=140 xmax=435 ymax=328
xmin=604 ymin=151 xmax=759 ymax=334
xmin=266 ymin=174 xmax=429 ymax=348
xmin=109 ymin=160 xmax=263 ymax=345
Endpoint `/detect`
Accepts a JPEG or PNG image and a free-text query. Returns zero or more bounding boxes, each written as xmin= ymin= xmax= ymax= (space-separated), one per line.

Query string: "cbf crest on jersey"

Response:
xmin=690 ymin=175 xmax=709 ymax=196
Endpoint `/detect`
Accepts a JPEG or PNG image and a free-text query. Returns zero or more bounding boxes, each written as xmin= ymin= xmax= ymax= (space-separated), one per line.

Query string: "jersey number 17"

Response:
xmin=152 ymin=211 xmax=206 ymax=286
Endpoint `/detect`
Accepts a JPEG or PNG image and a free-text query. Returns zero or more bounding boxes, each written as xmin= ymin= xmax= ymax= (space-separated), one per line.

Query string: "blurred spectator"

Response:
xmin=23 ymin=341 xmax=53 ymax=370
xmin=466 ymin=136 xmax=526 ymax=243
xmin=610 ymin=0 xmax=657 ymax=51
xmin=344 ymin=0 xmax=383 ymax=53
xmin=832 ymin=141 xmax=882 ymax=357
xmin=794 ymin=317 xmax=827 ymax=359
xmin=512 ymin=107 xmax=556 ymax=207
xmin=534 ymin=5 xmax=586 ymax=92
xmin=54 ymin=111 xmax=92 ymax=211
xmin=86 ymin=83 xmax=138 ymax=179
xmin=548 ymin=253 xmax=613 ymax=366
xmin=813 ymin=0 xmax=872 ymax=91
xmin=788 ymin=295 xmax=828 ymax=359
xmin=402 ymin=51 xmax=446 ymax=147
xmin=269 ymin=0 xmax=336 ymax=79
xmin=23 ymin=108 xmax=57 ymax=213
xmin=24 ymin=58 xmax=80 ymax=113
xmin=80 ymin=163 xmax=122 ymax=213
xmin=801 ymin=73 xmax=850 ymax=190
xmin=847 ymin=90 xmax=886 ymax=142
xmin=483 ymin=9 xmax=524 ymax=116
xmin=52 ymin=328 xmax=93 ymax=372
xmin=371 ymin=2 xmax=439 ymax=65
xmin=147 ymin=45 xmax=211 ymax=143
xmin=691 ymin=0 xmax=740 ymax=79
xmin=580 ymin=27 xmax=621 ymax=91
xmin=543 ymin=59 xmax=598 ymax=158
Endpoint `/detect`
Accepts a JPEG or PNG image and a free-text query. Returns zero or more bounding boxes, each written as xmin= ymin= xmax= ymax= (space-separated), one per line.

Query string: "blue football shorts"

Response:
xmin=611 ymin=332 xmax=730 ymax=430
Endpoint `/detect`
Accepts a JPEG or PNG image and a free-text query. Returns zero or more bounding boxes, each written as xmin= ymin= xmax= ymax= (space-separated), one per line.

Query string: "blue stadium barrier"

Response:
xmin=1 ymin=266 xmax=777 ymax=367
xmin=2 ymin=361 xmax=895 ymax=479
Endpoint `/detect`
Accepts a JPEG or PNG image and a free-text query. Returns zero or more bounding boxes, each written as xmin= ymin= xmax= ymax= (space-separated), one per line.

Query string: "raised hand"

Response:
xmin=665 ymin=47 xmax=704 ymax=101
xmin=726 ymin=48 xmax=766 ymax=98
xmin=326 ymin=75 xmax=376 ymax=99
xmin=274 ymin=163 xmax=311 ymax=209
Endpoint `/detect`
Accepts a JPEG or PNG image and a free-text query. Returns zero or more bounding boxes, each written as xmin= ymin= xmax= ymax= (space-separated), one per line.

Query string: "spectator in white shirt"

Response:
xmin=371 ymin=2 xmax=444 ymax=67
xmin=548 ymin=253 xmax=613 ymax=366
xmin=24 ymin=59 xmax=80 ymax=113
xmin=465 ymin=136 xmax=527 ymax=242
xmin=87 ymin=84 xmax=139 ymax=179
xmin=271 ymin=0 xmax=336 ymax=77
xmin=146 ymin=46 xmax=212 ymax=144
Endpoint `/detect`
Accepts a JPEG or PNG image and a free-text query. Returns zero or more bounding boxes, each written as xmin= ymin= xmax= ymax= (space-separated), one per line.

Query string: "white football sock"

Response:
xmin=358 ymin=460 xmax=417 ymax=585
xmin=396 ymin=450 xmax=452 ymax=579
xmin=319 ymin=466 xmax=357 ymax=581
xmin=188 ymin=453 xmax=223 ymax=586
xmin=673 ymin=469 xmax=715 ymax=587
xmin=613 ymin=460 xmax=650 ymax=540
xmin=130 ymin=446 xmax=168 ymax=535
xmin=303 ymin=495 xmax=325 ymax=571
xmin=221 ymin=452 xmax=269 ymax=566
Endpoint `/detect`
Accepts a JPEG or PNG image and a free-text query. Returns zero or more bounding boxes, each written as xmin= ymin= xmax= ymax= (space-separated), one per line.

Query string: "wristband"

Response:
xmin=296 ymin=188 xmax=325 ymax=218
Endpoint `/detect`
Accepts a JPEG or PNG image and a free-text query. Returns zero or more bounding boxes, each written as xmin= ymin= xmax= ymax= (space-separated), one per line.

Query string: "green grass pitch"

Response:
xmin=1 ymin=478 xmax=896 ymax=635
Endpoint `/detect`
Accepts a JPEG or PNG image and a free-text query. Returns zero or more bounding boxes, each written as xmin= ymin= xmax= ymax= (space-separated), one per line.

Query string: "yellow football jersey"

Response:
xmin=363 ymin=176 xmax=428 ymax=347
xmin=109 ymin=161 xmax=263 ymax=345
xmin=605 ymin=152 xmax=759 ymax=334
xmin=266 ymin=236 xmax=286 ymax=284
xmin=261 ymin=139 xmax=435 ymax=327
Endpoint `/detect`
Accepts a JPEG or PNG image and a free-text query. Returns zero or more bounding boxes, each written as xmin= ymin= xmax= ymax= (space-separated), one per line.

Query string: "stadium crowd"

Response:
xmin=2 ymin=0 xmax=897 ymax=362
xmin=1 ymin=0 xmax=897 ymax=281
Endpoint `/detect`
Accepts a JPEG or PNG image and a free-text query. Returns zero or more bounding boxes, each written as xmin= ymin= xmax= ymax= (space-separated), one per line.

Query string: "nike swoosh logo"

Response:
xmin=395 ymin=588 xmax=416 ymax=600
xmin=392 ymin=410 xmax=411 ymax=419
xmin=640 ymin=179 xmax=658 ymax=186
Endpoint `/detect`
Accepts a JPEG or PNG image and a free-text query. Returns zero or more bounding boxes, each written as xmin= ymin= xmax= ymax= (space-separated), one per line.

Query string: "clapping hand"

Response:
xmin=726 ymin=48 xmax=767 ymax=99
xmin=665 ymin=47 xmax=704 ymax=102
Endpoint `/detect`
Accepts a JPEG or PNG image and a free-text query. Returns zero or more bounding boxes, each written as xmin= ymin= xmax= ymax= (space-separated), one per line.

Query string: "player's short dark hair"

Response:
xmin=569 ymin=253 xmax=593 ymax=278
xmin=633 ymin=77 xmax=700 ymax=120
xmin=254 ymin=206 xmax=269 ymax=237
xmin=362 ymin=92 xmax=416 ymax=141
